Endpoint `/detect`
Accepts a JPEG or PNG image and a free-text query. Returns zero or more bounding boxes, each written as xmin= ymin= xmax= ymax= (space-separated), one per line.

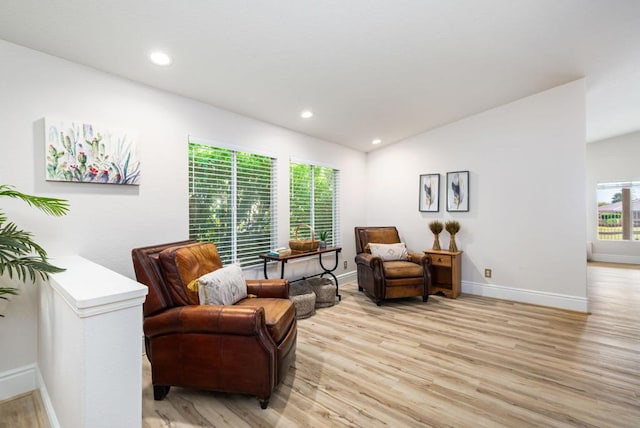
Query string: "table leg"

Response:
xmin=319 ymin=253 xmax=342 ymax=301
xmin=262 ymin=259 xmax=287 ymax=280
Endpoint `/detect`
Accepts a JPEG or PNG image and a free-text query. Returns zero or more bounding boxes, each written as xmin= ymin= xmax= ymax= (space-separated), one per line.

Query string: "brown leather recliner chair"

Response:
xmin=354 ymin=227 xmax=431 ymax=305
xmin=131 ymin=240 xmax=297 ymax=409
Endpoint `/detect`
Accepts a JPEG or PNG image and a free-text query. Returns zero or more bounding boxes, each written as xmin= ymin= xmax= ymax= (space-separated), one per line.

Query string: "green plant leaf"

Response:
xmin=0 ymin=185 xmax=69 ymax=216
xmin=0 ymin=185 xmax=69 ymax=316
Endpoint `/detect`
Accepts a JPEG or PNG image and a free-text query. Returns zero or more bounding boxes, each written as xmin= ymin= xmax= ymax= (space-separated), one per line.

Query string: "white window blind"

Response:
xmin=289 ymin=162 xmax=340 ymax=246
xmin=189 ymin=142 xmax=277 ymax=267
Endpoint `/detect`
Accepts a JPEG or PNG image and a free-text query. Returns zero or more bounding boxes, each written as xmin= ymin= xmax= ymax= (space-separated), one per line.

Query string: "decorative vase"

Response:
xmin=445 ymin=220 xmax=460 ymax=253
xmin=428 ymin=220 xmax=444 ymax=252
xmin=448 ymin=233 xmax=458 ymax=252
xmin=432 ymin=233 xmax=441 ymax=251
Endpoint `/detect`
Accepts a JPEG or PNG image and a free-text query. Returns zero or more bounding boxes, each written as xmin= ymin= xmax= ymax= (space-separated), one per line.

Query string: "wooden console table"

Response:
xmin=259 ymin=246 xmax=342 ymax=301
xmin=424 ymin=249 xmax=462 ymax=298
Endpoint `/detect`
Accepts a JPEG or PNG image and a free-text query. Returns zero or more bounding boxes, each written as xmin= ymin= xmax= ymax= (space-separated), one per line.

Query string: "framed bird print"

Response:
xmin=446 ymin=171 xmax=469 ymax=212
xmin=419 ymin=174 xmax=440 ymax=212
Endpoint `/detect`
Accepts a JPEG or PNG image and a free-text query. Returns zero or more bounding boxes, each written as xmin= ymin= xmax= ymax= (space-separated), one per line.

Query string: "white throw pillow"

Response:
xmin=197 ymin=263 xmax=248 ymax=305
xmin=368 ymin=242 xmax=408 ymax=261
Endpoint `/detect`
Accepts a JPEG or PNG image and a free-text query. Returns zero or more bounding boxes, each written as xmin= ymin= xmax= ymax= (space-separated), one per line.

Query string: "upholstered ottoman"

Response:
xmin=289 ymin=283 xmax=316 ymax=319
xmin=307 ymin=277 xmax=337 ymax=308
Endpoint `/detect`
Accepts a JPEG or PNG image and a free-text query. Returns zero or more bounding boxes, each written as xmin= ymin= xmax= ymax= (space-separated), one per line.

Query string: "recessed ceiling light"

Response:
xmin=149 ymin=51 xmax=172 ymax=66
xmin=372 ymin=139 xmax=382 ymax=145
xmin=300 ymin=110 xmax=313 ymax=119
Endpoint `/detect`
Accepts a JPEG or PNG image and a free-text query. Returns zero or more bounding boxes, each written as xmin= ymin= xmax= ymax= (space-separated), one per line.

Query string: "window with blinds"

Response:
xmin=189 ymin=141 xmax=277 ymax=267
xmin=289 ymin=162 xmax=340 ymax=246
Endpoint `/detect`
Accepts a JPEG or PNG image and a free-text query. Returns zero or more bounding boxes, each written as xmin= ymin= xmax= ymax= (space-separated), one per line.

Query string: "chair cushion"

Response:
xmin=235 ymin=298 xmax=295 ymax=343
xmin=383 ymin=260 xmax=425 ymax=279
xmin=369 ymin=242 xmax=408 ymax=261
xmin=159 ymin=242 xmax=223 ymax=305
xmin=197 ymin=263 xmax=248 ymax=305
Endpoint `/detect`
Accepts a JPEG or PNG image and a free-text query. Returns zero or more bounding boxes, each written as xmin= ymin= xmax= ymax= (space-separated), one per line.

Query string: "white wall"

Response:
xmin=39 ymin=256 xmax=147 ymax=428
xmin=366 ymin=80 xmax=588 ymax=311
xmin=586 ymin=131 xmax=640 ymax=263
xmin=0 ymin=40 xmax=366 ymax=377
xmin=0 ymin=37 xmax=592 ymax=402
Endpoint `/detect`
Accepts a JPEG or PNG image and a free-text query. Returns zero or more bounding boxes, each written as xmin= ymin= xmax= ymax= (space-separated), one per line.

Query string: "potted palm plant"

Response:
xmin=0 ymin=185 xmax=69 ymax=317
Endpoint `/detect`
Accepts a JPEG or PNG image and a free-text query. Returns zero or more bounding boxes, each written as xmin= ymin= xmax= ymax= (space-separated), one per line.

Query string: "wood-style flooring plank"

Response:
xmin=142 ymin=263 xmax=640 ymax=427
xmin=0 ymin=391 xmax=48 ymax=428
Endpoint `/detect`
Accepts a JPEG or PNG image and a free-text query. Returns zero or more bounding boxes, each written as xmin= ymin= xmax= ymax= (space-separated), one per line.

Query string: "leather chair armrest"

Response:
xmin=144 ymin=305 xmax=266 ymax=337
xmin=355 ymin=252 xmax=383 ymax=270
xmin=408 ymin=251 xmax=430 ymax=266
xmin=245 ymin=279 xmax=290 ymax=298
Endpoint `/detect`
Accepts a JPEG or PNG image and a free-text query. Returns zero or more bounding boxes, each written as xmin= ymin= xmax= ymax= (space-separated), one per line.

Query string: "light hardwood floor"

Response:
xmin=2 ymin=264 xmax=636 ymax=427
xmin=141 ymin=264 xmax=640 ymax=427
xmin=0 ymin=391 xmax=48 ymax=428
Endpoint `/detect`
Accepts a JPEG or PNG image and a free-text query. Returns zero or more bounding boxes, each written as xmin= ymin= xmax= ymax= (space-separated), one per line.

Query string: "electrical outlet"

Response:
xmin=343 ymin=261 xmax=348 ymax=269
xmin=484 ymin=268 xmax=492 ymax=278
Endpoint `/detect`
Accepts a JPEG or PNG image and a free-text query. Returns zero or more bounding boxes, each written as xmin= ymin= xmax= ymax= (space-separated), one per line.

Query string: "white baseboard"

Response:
xmin=0 ymin=365 xmax=59 ymax=427
xmin=36 ymin=368 xmax=60 ymax=428
xmin=591 ymin=253 xmax=640 ymax=265
xmin=462 ymin=281 xmax=589 ymax=313
xmin=337 ymin=270 xmax=357 ymax=284
xmin=0 ymin=364 xmax=38 ymax=401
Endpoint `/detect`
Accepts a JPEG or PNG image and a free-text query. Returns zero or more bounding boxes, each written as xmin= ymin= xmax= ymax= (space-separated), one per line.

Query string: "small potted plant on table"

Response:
xmin=318 ymin=231 xmax=328 ymax=249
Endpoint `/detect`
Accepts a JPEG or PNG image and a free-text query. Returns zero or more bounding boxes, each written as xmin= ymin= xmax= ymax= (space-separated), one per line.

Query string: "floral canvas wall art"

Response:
xmin=45 ymin=119 xmax=141 ymax=185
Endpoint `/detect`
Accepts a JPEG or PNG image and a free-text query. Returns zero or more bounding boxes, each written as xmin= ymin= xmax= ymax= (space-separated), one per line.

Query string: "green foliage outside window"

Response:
xmin=189 ymin=143 xmax=274 ymax=266
xmin=596 ymin=182 xmax=640 ymax=240
xmin=290 ymin=163 xmax=337 ymax=246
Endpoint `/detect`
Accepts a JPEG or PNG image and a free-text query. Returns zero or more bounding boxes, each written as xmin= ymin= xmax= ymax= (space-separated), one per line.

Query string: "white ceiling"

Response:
xmin=1 ymin=0 xmax=639 ymax=152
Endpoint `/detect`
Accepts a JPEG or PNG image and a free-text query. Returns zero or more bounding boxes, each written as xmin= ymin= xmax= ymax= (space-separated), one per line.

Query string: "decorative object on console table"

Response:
xmin=446 ymin=171 xmax=469 ymax=212
xmin=424 ymin=249 xmax=462 ymax=298
xmin=318 ymin=231 xmax=328 ymax=249
xmin=289 ymin=224 xmax=320 ymax=254
xmin=268 ymin=247 xmax=291 ymax=257
xmin=445 ymin=220 xmax=460 ymax=252
xmin=428 ymin=220 xmax=443 ymax=250
xmin=419 ymin=173 xmax=440 ymax=212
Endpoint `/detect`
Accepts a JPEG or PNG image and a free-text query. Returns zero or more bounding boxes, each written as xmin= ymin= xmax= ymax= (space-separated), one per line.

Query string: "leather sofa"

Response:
xmin=131 ymin=240 xmax=297 ymax=409
xmin=354 ymin=226 xmax=431 ymax=305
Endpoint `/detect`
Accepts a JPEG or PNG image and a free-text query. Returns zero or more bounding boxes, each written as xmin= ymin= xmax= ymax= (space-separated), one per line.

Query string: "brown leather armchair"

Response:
xmin=354 ymin=227 xmax=431 ymax=305
xmin=131 ymin=240 xmax=297 ymax=409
